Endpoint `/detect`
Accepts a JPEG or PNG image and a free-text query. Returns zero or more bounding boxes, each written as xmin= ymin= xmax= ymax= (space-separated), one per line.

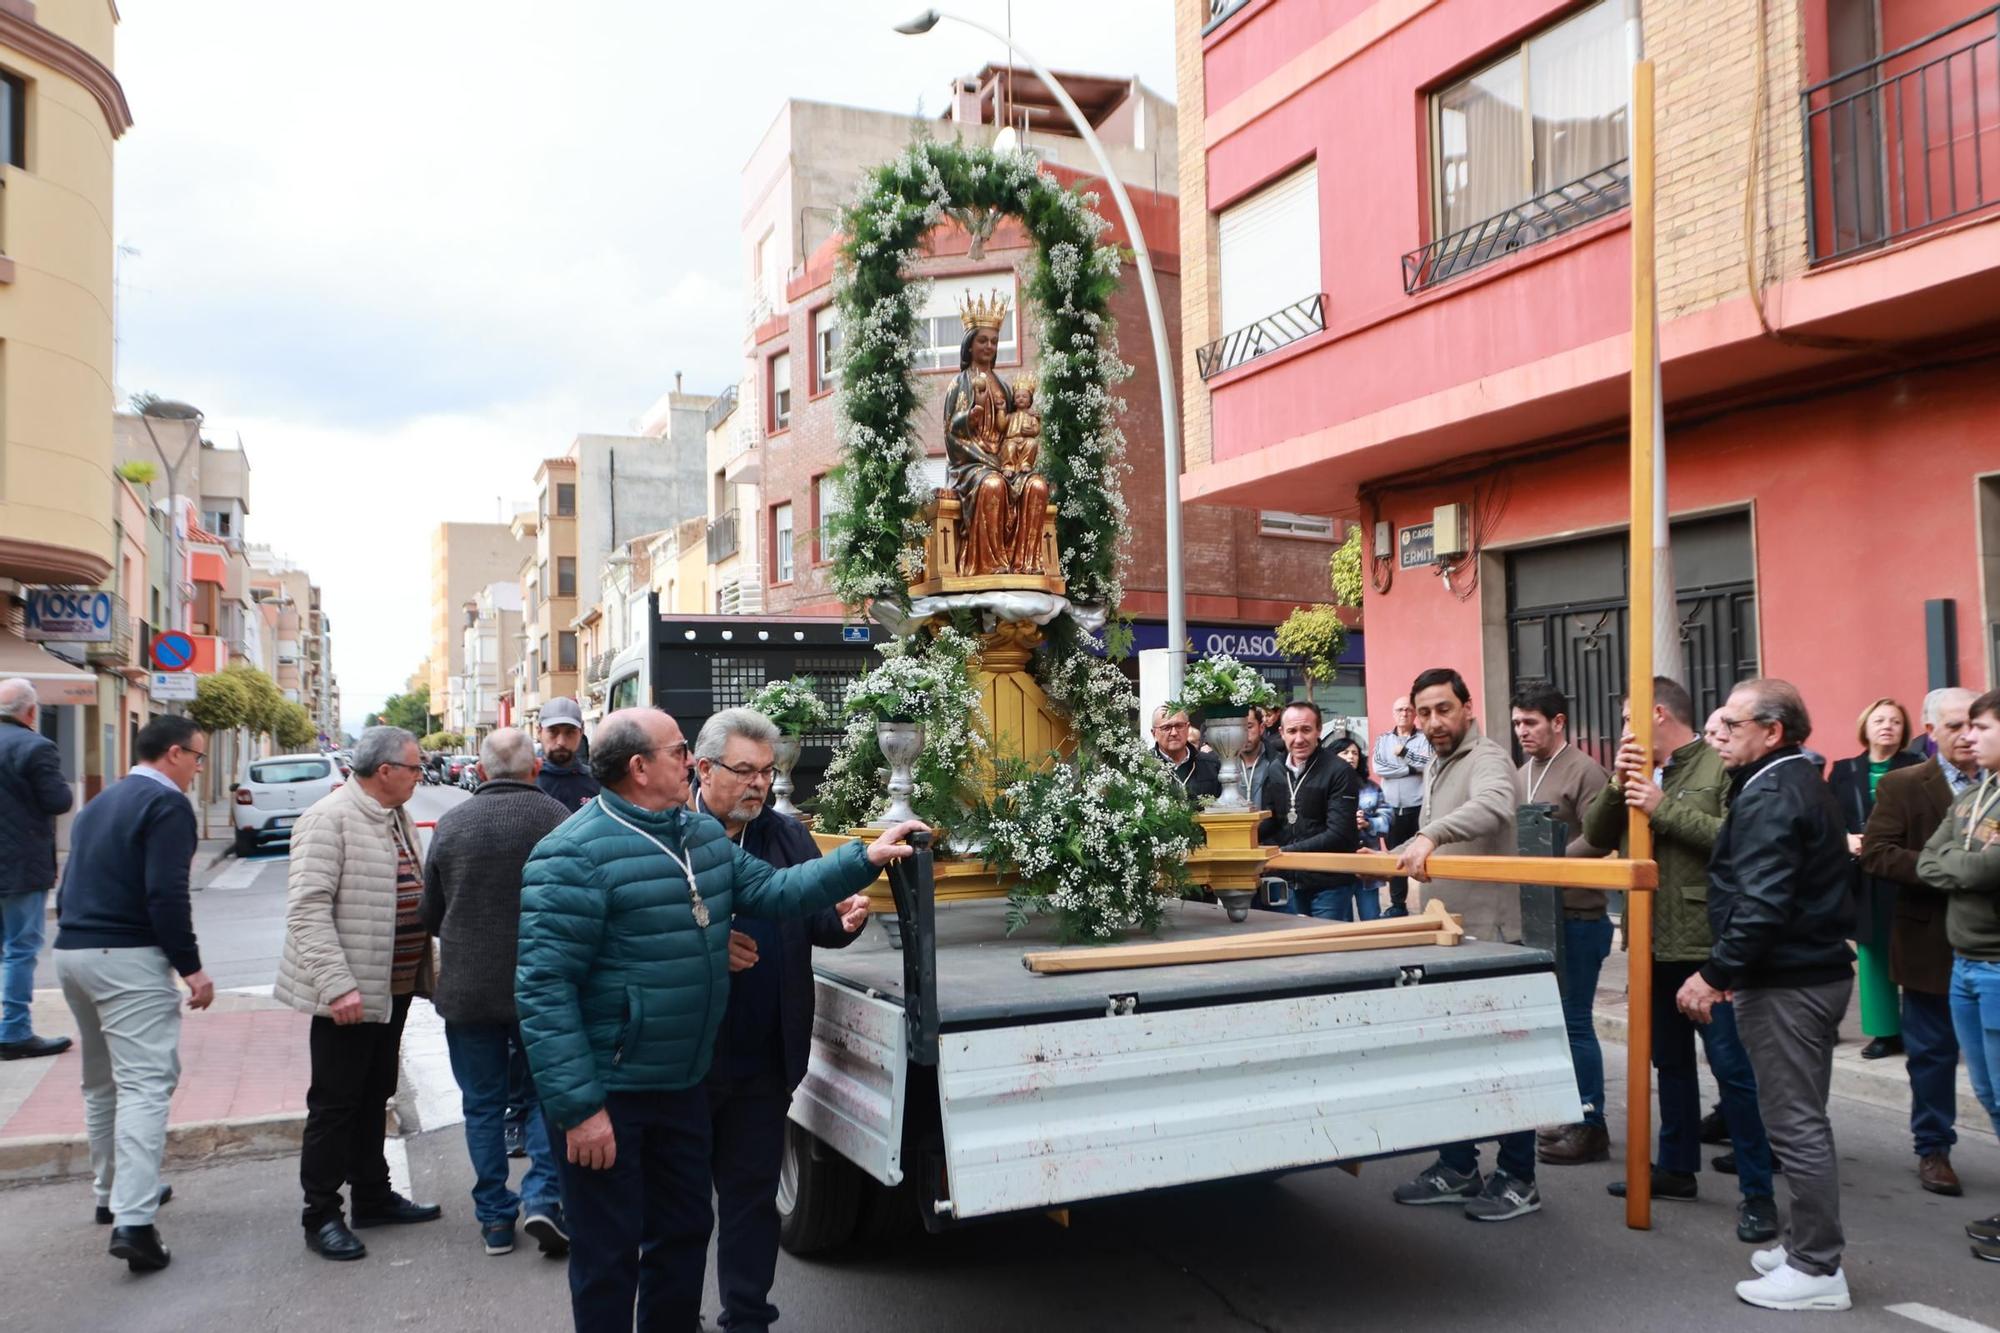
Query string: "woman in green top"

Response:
xmin=1829 ymin=696 xmax=1923 ymax=1058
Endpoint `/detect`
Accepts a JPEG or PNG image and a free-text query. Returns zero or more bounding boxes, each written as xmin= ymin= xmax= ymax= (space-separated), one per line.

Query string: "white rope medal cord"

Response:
xmin=596 ymin=798 xmax=712 ymax=929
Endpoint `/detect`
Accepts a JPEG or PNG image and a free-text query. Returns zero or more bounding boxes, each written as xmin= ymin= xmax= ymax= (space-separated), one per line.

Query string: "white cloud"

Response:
xmin=110 ymin=1 xmax=1174 ymax=729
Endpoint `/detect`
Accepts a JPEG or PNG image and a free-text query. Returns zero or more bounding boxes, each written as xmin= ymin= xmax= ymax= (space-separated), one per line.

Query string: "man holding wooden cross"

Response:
xmin=1389 ymin=666 xmax=1542 ymax=1222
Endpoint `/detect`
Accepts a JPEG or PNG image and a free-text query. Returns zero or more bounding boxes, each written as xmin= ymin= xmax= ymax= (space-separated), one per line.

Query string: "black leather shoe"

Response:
xmin=1860 ymin=1035 xmax=1904 ymax=1060
xmin=108 ymin=1224 xmax=170 ymax=1272
xmin=1606 ymin=1167 xmax=1698 ymax=1201
xmin=96 ymin=1184 xmax=173 ymax=1225
xmin=1968 ymin=1214 xmax=2000 ymax=1243
xmin=0 ymin=1034 xmax=72 ymax=1060
xmin=1737 ymin=1196 xmax=1779 ymax=1243
xmin=1698 ymin=1107 xmax=1730 ymax=1145
xmin=352 ymin=1194 xmax=442 ymax=1227
xmin=304 ymin=1218 xmax=367 ymax=1261
xmin=1711 ymin=1152 xmax=1782 ymax=1176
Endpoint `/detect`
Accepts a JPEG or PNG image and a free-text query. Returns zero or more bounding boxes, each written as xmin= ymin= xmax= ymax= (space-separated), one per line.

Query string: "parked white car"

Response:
xmin=232 ymin=752 xmax=341 ymax=856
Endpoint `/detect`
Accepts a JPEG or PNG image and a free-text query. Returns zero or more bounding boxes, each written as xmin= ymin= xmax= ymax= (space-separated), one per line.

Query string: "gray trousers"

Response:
xmin=55 ymin=947 xmax=183 ymax=1226
xmin=1735 ymin=978 xmax=1852 ymax=1277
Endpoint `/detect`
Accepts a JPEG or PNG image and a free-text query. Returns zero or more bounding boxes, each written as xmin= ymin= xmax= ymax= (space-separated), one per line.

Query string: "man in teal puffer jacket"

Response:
xmin=516 ymin=706 xmax=922 ymax=1331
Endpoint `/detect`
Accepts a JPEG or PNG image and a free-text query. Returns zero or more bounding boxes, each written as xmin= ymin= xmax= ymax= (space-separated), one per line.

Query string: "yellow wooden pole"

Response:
xmin=1624 ymin=55 xmax=1659 ymax=1233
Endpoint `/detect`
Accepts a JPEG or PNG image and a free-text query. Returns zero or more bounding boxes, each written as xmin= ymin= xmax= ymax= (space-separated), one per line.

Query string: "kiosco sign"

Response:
xmin=23 ymin=589 xmax=115 ymax=643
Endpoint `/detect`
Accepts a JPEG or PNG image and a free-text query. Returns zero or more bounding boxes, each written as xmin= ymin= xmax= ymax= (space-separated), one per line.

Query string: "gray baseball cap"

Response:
xmin=540 ymin=697 xmax=584 ymax=728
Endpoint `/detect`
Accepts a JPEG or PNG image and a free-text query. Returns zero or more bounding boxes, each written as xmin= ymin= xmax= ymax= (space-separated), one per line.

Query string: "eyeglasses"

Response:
xmin=177 ymin=746 xmax=208 ymax=767
xmin=382 ymin=761 xmax=425 ymax=774
xmin=710 ymin=760 xmax=776 ymax=780
xmin=646 ymin=741 xmax=691 ymax=762
xmin=1154 ymin=721 xmax=1188 ymax=733
xmin=1716 ymin=716 xmax=1768 ymax=734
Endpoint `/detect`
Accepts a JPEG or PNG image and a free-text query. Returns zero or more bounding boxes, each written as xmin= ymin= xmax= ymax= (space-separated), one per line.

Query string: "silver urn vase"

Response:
xmin=1204 ymin=713 xmax=1252 ymax=812
xmin=770 ymin=733 xmax=804 ymax=819
xmin=869 ymin=720 xmax=925 ymax=828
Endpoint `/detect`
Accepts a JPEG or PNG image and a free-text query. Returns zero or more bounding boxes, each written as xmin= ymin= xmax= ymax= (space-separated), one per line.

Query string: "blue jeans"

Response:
xmin=1654 ymin=960 xmax=1774 ymax=1199
xmin=1902 ymin=988 xmax=1959 ymax=1157
xmin=1438 ymin=1131 xmax=1537 ymax=1184
xmin=1560 ymin=916 xmax=1612 ymax=1128
xmin=1949 ymin=958 xmax=2000 ymax=1139
xmin=1289 ymin=882 xmax=1379 ymax=921
xmin=0 ymin=891 xmax=48 ymax=1044
xmin=444 ymin=1022 xmax=560 ymax=1227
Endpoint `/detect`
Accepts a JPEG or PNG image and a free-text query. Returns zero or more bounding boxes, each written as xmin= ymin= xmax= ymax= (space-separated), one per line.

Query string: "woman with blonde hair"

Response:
xmin=1826 ymin=696 xmax=1922 ymax=1059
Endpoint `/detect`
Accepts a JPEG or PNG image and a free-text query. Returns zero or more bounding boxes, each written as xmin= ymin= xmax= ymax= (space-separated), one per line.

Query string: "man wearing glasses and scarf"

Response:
xmin=692 ymin=707 xmax=869 ymax=1332
xmin=517 ymin=707 xmax=918 ymax=1331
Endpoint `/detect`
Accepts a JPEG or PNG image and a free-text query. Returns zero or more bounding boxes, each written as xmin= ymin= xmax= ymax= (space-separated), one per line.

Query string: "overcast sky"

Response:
xmin=113 ymin=2 xmax=1175 ymax=731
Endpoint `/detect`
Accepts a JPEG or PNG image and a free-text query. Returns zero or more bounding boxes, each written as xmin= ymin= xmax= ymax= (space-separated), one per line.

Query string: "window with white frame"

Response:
xmin=1432 ymin=0 xmax=1628 ymax=238
xmin=1259 ymin=510 xmax=1339 ymax=540
xmin=913 ymin=273 xmax=1018 ymax=372
xmin=813 ymin=307 xmax=842 ymax=393
xmin=773 ymin=503 xmax=794 ymax=582
xmin=814 ymin=473 xmax=841 ymax=561
xmin=768 ymin=352 xmax=791 ymax=431
xmin=1217 ymin=162 xmax=1321 ymax=335
xmin=754 ymin=228 xmax=777 ymax=309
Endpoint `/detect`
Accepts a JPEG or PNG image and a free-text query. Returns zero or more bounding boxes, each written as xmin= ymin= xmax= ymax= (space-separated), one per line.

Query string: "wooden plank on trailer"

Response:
xmin=1263 ymin=851 xmax=1658 ymax=890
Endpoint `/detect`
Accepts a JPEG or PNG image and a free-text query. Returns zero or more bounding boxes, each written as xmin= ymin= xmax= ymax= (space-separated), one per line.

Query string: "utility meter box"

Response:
xmin=1433 ymin=503 xmax=1469 ymax=561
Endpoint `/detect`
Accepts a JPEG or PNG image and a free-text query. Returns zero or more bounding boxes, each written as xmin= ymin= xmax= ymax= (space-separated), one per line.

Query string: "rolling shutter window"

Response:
xmin=1217 ymin=162 xmax=1321 ymax=335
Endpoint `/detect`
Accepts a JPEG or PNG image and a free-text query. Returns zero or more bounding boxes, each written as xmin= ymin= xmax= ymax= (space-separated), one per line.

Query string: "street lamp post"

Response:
xmin=136 ymin=399 xmax=205 ymax=714
xmin=895 ymin=9 xmax=1186 ymax=694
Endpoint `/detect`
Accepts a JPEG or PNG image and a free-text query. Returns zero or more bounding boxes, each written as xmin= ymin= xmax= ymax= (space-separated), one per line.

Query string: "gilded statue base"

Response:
xmin=910 ymin=491 xmax=1064 ymax=599
xmin=1188 ymin=810 xmax=1272 ymax=923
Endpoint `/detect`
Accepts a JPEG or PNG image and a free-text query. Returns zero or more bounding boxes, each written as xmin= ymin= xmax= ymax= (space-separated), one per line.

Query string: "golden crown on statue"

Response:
xmin=957 ymin=288 xmax=1011 ymax=333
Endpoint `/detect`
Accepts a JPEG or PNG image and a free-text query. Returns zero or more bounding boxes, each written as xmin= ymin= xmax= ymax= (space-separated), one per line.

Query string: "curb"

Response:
xmin=0 ymin=1111 xmax=305 ymax=1188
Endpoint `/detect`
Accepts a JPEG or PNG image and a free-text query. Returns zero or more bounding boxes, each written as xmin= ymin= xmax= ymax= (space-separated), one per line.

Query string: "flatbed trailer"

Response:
xmin=778 ymin=861 xmax=1581 ymax=1252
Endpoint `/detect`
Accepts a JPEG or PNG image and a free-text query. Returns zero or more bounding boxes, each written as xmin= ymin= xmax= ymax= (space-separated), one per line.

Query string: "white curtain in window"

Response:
xmin=1437 ymin=54 xmax=1528 ymax=235
xmin=1529 ymin=0 xmax=1629 ymax=190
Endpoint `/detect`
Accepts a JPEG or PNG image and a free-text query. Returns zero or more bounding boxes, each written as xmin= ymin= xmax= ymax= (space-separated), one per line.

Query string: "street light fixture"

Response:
xmin=895 ymin=9 xmax=1188 ymax=694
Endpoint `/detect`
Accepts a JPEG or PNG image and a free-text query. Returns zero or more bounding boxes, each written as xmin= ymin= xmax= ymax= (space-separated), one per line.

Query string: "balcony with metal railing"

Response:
xmin=707 ymin=508 xmax=741 ymax=563
xmin=705 ymin=384 xmax=739 ymax=434
xmin=1402 ymin=160 xmax=1631 ymax=294
xmin=1205 ymin=0 xmax=1253 ymax=34
xmin=1804 ymin=6 xmax=2000 ymax=264
xmin=1196 ymin=293 xmax=1326 ymax=380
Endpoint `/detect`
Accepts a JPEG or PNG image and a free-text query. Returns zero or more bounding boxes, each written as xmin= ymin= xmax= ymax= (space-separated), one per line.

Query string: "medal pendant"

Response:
xmin=1288 ymin=810 xmax=1298 ymax=825
xmin=693 ymin=901 xmax=711 ymax=928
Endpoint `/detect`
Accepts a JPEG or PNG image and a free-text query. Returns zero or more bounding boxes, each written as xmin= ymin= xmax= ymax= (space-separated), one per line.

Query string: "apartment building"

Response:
xmin=735 ymin=72 xmax=1335 ymax=687
xmin=456 ymin=581 xmax=521 ymax=747
xmin=1178 ymin=0 xmax=2000 ymax=753
xmin=429 ymin=521 xmax=527 ymax=732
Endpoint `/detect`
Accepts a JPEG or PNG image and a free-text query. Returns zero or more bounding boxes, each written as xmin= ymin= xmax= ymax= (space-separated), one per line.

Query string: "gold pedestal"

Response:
xmin=1188 ymin=809 xmax=1272 ymax=922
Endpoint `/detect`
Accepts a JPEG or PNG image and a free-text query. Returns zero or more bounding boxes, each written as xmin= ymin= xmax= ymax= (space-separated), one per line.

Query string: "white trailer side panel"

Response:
xmin=789 ymin=981 xmax=909 ymax=1187
xmin=934 ymin=972 xmax=1577 ymax=1220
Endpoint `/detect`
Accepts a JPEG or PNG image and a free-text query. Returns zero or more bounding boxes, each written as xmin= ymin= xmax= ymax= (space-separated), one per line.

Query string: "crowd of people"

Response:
xmin=1151 ymin=667 xmax=2000 ymax=1310
xmin=4 ymin=661 xmax=1998 ymax=1323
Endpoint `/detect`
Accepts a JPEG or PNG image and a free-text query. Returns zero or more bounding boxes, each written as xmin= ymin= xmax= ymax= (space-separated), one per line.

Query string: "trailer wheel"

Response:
xmin=853 ymin=1169 xmax=923 ymax=1245
xmin=777 ymin=1119 xmax=861 ymax=1255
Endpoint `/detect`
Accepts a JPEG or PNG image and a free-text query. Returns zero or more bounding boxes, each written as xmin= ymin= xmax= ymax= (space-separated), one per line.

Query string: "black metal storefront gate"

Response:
xmin=1505 ymin=513 xmax=1759 ymax=768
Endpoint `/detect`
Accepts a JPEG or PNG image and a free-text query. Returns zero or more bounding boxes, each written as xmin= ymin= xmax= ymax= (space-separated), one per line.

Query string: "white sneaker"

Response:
xmin=1751 ymin=1244 xmax=1787 ymax=1275
xmin=1735 ymin=1262 xmax=1851 ymax=1311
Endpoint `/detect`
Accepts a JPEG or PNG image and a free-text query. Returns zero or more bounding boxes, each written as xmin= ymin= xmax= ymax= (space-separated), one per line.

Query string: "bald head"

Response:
xmin=592 ymin=708 xmax=690 ymax=810
xmin=0 ymin=678 xmax=36 ymax=725
xmin=478 ymin=727 xmax=537 ymax=781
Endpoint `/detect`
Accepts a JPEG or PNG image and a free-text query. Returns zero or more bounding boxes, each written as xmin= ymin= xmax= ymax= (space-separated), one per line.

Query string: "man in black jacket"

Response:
xmin=1679 ymin=678 xmax=1855 ymax=1313
xmin=1259 ymin=700 xmax=1361 ymax=917
xmin=0 ymin=679 xmax=75 ymax=1059
xmin=694 ymin=707 xmax=869 ymax=1332
xmin=421 ymin=727 xmax=572 ymax=1259
xmin=53 ymin=715 xmax=216 ymax=1274
xmin=1151 ymin=706 xmax=1221 ymax=804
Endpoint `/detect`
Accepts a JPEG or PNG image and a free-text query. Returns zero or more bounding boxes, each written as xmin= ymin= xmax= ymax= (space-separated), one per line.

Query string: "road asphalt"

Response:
xmin=2 ymin=1036 xmax=1995 ymax=1333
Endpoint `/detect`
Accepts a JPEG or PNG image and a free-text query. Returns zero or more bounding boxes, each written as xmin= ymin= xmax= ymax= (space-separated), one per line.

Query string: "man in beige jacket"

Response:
xmin=276 ymin=725 xmax=442 ymax=1262
xmin=1390 ymin=667 xmax=1542 ymax=1221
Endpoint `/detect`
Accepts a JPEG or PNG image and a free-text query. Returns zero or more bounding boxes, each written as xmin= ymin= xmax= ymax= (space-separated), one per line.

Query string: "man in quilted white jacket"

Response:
xmin=276 ymin=725 xmax=444 ymax=1262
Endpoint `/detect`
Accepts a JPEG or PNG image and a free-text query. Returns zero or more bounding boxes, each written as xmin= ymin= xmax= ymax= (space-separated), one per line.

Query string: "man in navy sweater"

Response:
xmin=54 ymin=715 xmax=216 ymax=1275
xmin=693 ymin=707 xmax=868 ymax=1331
